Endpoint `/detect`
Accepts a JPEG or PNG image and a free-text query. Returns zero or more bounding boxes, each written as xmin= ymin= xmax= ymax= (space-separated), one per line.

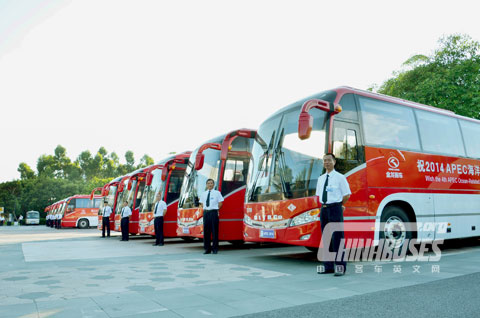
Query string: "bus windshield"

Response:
xmin=98 ymin=185 xmax=117 ymax=215
xmin=58 ymin=202 xmax=67 ymax=216
xmin=247 ymin=98 xmax=332 ymax=203
xmin=27 ymin=211 xmax=39 ymax=219
xmin=179 ymin=144 xmax=222 ymax=209
xmin=115 ymin=181 xmax=129 ymax=214
xmin=140 ymin=169 xmax=164 ymax=213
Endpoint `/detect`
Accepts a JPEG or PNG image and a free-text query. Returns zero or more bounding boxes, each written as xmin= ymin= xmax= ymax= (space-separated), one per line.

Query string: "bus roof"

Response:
xmin=264 ymin=86 xmax=480 ymax=124
xmin=66 ymin=194 xmax=103 ymax=200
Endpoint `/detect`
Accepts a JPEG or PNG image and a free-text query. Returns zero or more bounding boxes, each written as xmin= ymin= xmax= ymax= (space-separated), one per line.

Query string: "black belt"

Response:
xmin=155 ymin=216 xmax=163 ymax=218
xmin=321 ymin=202 xmax=342 ymax=208
xmin=204 ymin=209 xmax=218 ymax=212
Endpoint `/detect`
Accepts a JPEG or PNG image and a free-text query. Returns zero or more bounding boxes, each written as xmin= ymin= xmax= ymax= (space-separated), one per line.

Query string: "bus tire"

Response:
xmin=78 ymin=219 xmax=89 ymax=229
xmin=305 ymin=246 xmax=319 ymax=253
xmin=228 ymin=240 xmax=245 ymax=246
xmin=380 ymin=206 xmax=412 ymax=250
xmin=181 ymin=237 xmax=195 ymax=242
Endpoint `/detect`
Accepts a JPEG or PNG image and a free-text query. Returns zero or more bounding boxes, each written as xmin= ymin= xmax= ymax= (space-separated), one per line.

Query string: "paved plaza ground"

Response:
xmin=0 ymin=226 xmax=479 ymax=317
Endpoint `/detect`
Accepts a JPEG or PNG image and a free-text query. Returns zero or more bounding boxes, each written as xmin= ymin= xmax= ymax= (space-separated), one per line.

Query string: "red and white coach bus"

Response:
xmin=244 ymin=86 xmax=480 ymax=250
xmin=94 ymin=176 xmax=124 ymax=231
xmin=53 ymin=199 xmax=66 ymax=228
xmin=113 ymin=167 xmax=149 ymax=235
xmin=138 ymin=152 xmax=191 ymax=238
xmin=61 ymin=194 xmax=103 ymax=229
xmin=177 ymin=129 xmax=256 ymax=243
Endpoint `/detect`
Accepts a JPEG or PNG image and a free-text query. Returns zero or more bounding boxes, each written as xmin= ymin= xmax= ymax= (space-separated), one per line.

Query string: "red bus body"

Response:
xmin=60 ymin=194 xmax=103 ymax=228
xmin=138 ymin=152 xmax=191 ymax=237
xmin=113 ymin=167 xmax=149 ymax=234
xmin=95 ymin=176 xmax=124 ymax=231
xmin=177 ymin=129 xmax=256 ymax=242
xmin=244 ymin=87 xmax=480 ymax=249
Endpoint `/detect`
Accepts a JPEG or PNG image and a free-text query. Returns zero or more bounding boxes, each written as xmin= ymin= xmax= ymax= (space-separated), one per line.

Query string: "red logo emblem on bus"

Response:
xmin=388 ymin=156 xmax=400 ymax=169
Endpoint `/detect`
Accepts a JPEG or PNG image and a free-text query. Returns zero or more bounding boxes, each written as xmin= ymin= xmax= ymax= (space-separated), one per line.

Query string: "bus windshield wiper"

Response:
xmin=248 ymin=135 xmax=270 ymax=201
xmin=273 ymin=128 xmax=293 ymax=198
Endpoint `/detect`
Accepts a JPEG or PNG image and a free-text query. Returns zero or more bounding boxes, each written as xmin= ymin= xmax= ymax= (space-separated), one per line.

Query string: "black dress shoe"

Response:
xmin=212 ymin=251 xmax=218 ymax=254
xmin=159 ymin=243 xmax=164 ymax=246
xmin=153 ymin=243 xmax=159 ymax=246
xmin=318 ymin=269 xmax=334 ymax=274
xmin=203 ymin=251 xmax=211 ymax=254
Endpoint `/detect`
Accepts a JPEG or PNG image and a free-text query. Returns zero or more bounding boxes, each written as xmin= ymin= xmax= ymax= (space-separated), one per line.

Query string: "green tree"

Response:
xmin=125 ymin=151 xmax=135 ymax=171
xmin=17 ymin=162 xmax=36 ymax=180
xmin=37 ymin=154 xmax=57 ymax=178
xmin=137 ymin=154 xmax=154 ymax=168
xmin=375 ymin=34 xmax=480 ymax=119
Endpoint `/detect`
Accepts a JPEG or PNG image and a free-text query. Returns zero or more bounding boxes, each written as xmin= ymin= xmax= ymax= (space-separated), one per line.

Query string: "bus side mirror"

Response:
xmin=127 ymin=180 xmax=133 ymax=191
xmin=161 ymin=166 xmax=168 ymax=181
xmin=146 ymin=173 xmax=153 ymax=186
xmin=298 ymin=112 xmax=313 ymax=140
xmin=195 ymin=153 xmax=205 ymax=171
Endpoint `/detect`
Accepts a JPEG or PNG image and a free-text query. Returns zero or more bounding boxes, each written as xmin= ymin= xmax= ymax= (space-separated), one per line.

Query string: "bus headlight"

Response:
xmin=244 ymin=214 xmax=253 ymax=226
xmin=196 ymin=217 xmax=203 ymax=226
xmin=290 ymin=209 xmax=320 ymax=227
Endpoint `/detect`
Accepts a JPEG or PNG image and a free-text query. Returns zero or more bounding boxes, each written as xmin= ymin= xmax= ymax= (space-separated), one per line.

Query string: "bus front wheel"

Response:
xmin=78 ymin=219 xmax=89 ymax=229
xmin=380 ymin=206 xmax=412 ymax=250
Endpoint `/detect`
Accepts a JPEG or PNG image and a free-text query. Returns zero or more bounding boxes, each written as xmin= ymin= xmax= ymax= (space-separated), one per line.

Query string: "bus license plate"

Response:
xmin=182 ymin=227 xmax=189 ymax=234
xmin=260 ymin=229 xmax=275 ymax=239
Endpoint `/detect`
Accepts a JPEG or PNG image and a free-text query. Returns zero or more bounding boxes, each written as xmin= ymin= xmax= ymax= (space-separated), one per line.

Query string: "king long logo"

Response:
xmin=388 ymin=156 xmax=399 ymax=169
xmin=386 ymin=155 xmax=403 ymax=179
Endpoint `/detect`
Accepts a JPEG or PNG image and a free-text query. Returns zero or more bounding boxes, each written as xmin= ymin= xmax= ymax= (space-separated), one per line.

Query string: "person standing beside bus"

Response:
xmin=316 ymin=153 xmax=351 ymax=276
xmin=153 ymin=192 xmax=167 ymax=246
xmin=0 ymin=214 xmax=4 ymax=226
xmin=55 ymin=212 xmax=61 ymax=229
xmin=199 ymin=179 xmax=224 ymax=254
xmin=120 ymin=200 xmax=132 ymax=241
xmin=102 ymin=202 xmax=113 ymax=238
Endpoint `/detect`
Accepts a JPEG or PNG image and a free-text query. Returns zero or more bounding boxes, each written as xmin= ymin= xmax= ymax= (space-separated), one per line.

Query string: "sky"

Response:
xmin=1 ymin=0 xmax=480 ymax=182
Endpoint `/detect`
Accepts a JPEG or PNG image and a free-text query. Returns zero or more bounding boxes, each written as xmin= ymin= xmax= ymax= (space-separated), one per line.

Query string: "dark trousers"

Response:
xmin=154 ymin=216 xmax=164 ymax=245
xmin=320 ymin=203 xmax=346 ymax=271
xmin=102 ymin=216 xmax=111 ymax=237
xmin=203 ymin=210 xmax=219 ymax=252
xmin=121 ymin=217 xmax=129 ymax=241
xmin=56 ymin=219 xmax=61 ymax=229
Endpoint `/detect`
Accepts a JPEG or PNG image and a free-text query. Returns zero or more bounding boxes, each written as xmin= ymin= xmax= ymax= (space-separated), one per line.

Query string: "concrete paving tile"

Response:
xmin=303 ymin=286 xmax=362 ymax=300
xmin=191 ymin=287 xmax=260 ymax=304
xmin=172 ymin=302 xmax=241 ymax=318
xmin=119 ymin=310 xmax=183 ymax=318
xmin=0 ymin=302 xmax=37 ymax=318
xmin=141 ymin=289 xmax=217 ymax=310
xmin=225 ymin=296 xmax=292 ymax=315
xmin=264 ymin=291 xmax=327 ymax=305
xmin=91 ymin=292 xmax=168 ymax=318
xmin=36 ymin=297 xmax=109 ymax=318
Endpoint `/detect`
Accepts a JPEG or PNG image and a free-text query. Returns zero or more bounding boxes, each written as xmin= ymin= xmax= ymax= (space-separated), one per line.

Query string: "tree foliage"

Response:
xmin=375 ymin=34 xmax=480 ymax=119
xmin=0 ymin=145 xmax=155 ymax=219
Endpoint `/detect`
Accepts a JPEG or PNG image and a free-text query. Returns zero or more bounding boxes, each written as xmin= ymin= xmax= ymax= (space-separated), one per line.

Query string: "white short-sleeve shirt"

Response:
xmin=315 ymin=169 xmax=351 ymax=204
xmin=121 ymin=206 xmax=132 ymax=218
xmin=199 ymin=189 xmax=224 ymax=210
xmin=154 ymin=200 xmax=167 ymax=217
xmin=103 ymin=206 xmax=113 ymax=217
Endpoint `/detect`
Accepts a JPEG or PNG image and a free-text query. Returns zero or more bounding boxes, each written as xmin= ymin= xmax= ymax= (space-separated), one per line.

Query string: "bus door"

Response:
xmin=332 ymin=119 xmax=370 ymax=244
